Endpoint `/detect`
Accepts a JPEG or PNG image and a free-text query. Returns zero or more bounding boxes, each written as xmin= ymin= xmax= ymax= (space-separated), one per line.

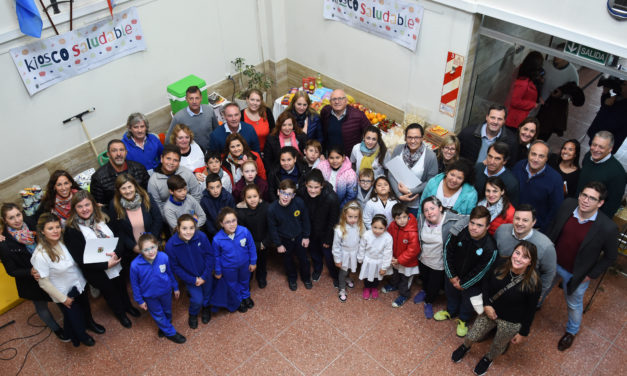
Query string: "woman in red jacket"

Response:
xmin=505 ymin=51 xmax=544 ymax=129
xmin=479 ymin=177 xmax=515 ymax=236
xmin=381 ymin=203 xmax=420 ymax=308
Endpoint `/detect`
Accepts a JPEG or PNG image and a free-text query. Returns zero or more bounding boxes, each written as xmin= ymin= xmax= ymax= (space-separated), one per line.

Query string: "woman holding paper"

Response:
xmin=385 ymin=123 xmax=438 ymax=217
xmin=64 ymin=190 xmax=138 ymax=329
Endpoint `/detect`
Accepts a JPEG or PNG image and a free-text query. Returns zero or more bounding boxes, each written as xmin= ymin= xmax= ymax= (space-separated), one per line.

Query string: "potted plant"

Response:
xmin=231 ymin=57 xmax=273 ymax=107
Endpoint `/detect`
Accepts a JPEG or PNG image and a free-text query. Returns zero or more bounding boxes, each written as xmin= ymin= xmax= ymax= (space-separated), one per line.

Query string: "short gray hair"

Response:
xmin=594 ymin=131 xmax=614 ymax=148
xmin=126 ymin=112 xmax=149 ymax=132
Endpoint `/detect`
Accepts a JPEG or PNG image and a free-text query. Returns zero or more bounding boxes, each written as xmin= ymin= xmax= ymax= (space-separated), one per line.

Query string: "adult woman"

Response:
xmin=264 ymin=111 xmax=308 ymax=168
xmin=479 ymin=177 xmax=515 ymax=235
xmin=548 ymin=139 xmax=581 ymax=198
xmin=288 ymin=91 xmax=323 ymax=143
xmin=386 ymin=123 xmax=439 ymax=217
xmin=122 ymin=112 xmax=163 ymax=173
xmin=420 ymin=160 xmax=477 ymax=215
xmin=241 ymin=89 xmax=275 ymax=151
xmin=35 ymin=170 xmax=81 ymax=227
xmin=452 ymin=241 xmax=541 ymax=376
xmin=31 ymin=213 xmax=102 ymax=347
xmin=436 ymin=134 xmax=460 ymax=174
xmin=513 ymin=117 xmax=539 ymax=164
xmin=0 ymin=204 xmax=68 ymax=341
xmin=414 ymin=196 xmax=469 ymax=319
xmin=64 ymin=190 xmax=137 ymax=329
xmin=107 ymin=174 xmax=162 ymax=266
xmin=350 ymin=125 xmax=387 ymax=178
xmin=222 ymin=133 xmax=267 ymax=185
xmin=170 ymin=124 xmax=205 ymax=174
xmin=505 ymin=51 xmax=544 ymax=129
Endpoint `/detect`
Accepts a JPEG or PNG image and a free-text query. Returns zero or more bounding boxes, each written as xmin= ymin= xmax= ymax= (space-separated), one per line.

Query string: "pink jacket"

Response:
xmin=316 ymin=157 xmax=357 ymax=207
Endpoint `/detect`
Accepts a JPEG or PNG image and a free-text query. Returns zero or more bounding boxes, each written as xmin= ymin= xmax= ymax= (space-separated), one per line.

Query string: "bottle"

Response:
xmin=316 ymin=73 xmax=322 ymax=89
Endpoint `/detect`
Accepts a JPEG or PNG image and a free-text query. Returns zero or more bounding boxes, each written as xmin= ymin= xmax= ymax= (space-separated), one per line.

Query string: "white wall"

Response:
xmin=0 ymin=0 xmax=284 ymax=181
xmin=284 ymin=0 xmax=476 ymax=130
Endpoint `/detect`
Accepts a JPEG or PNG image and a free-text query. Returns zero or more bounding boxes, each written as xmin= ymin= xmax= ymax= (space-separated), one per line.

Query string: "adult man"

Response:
xmin=208 ymin=103 xmax=260 ymax=154
xmin=586 ymin=78 xmax=627 ymax=153
xmin=494 ymin=204 xmax=556 ymax=306
xmin=457 ymin=104 xmax=518 ymax=166
xmin=166 ymin=86 xmax=219 ymax=151
xmin=512 ymin=140 xmax=563 ymax=232
xmin=546 ymin=182 xmax=618 ymax=351
xmin=473 ymin=142 xmax=519 ymax=205
xmin=147 ymin=145 xmax=204 ymax=213
xmin=577 ymin=131 xmax=627 ymax=217
xmin=90 ymin=139 xmax=149 ymax=207
xmin=122 ymin=112 xmax=163 ymax=173
xmin=319 ymin=89 xmax=370 ymax=156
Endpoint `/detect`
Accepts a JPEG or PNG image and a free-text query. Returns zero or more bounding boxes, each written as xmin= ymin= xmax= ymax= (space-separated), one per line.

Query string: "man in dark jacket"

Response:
xmin=546 ymin=181 xmax=618 ymax=351
xmin=91 ymin=139 xmax=149 ymax=207
xmin=320 ymin=89 xmax=370 ymax=156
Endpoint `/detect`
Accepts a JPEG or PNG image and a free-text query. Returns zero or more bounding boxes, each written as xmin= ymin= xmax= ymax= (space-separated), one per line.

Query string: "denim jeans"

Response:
xmin=552 ymin=264 xmax=590 ymax=335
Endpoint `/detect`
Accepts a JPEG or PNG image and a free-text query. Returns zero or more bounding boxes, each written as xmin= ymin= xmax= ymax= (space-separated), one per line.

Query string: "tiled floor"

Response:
xmin=0 ymin=252 xmax=625 ymax=376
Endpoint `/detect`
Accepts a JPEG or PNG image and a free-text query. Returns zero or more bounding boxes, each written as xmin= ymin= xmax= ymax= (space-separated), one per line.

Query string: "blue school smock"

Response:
xmin=165 ymin=231 xmax=215 ymax=285
xmin=130 ymin=252 xmax=178 ymax=305
xmin=212 ymin=226 xmax=257 ymax=275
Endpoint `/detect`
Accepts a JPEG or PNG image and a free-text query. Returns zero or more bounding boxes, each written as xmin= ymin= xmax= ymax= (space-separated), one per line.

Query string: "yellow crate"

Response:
xmin=0 ymin=262 xmax=23 ymax=315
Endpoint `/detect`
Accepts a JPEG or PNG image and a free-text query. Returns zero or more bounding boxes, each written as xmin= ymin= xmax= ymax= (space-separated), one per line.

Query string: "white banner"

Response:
xmin=323 ymin=0 xmax=423 ymax=51
xmin=10 ymin=7 xmax=146 ymax=96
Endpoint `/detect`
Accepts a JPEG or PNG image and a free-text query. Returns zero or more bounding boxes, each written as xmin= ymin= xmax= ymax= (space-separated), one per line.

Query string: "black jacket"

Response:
xmin=457 ymin=123 xmax=518 ymax=167
xmin=263 ymin=133 xmax=308 ymax=169
xmin=267 ymin=161 xmax=308 ymax=202
xmin=444 ymin=227 xmax=498 ymax=289
xmin=90 ymin=161 xmax=149 ymax=206
xmin=546 ymin=198 xmax=618 ymax=294
xmin=298 ymin=182 xmax=340 ymax=245
xmin=0 ymin=216 xmax=50 ymax=301
xmin=235 ymin=200 xmax=270 ymax=248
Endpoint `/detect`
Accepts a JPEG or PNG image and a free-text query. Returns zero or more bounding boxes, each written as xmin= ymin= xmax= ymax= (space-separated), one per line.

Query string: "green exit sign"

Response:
xmin=564 ymin=42 xmax=609 ymax=65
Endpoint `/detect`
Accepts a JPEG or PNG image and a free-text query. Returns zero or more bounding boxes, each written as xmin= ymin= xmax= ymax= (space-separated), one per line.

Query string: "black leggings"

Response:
xmin=418 ymin=260 xmax=445 ymax=304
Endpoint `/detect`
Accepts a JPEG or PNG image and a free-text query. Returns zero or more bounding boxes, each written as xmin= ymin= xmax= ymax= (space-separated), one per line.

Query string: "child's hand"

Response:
xmin=196 ymin=277 xmax=205 ymax=286
xmin=215 ymin=273 xmax=222 ymax=279
xmin=335 ymin=262 xmax=342 ymax=268
xmin=174 ymin=290 xmax=180 ymax=299
xmin=139 ymin=302 xmax=148 ymax=311
xmin=249 ymin=264 xmax=257 ymax=272
xmin=379 ymin=269 xmax=387 ymax=276
xmin=277 ymin=245 xmax=286 ymax=254
xmin=302 ymin=238 xmax=310 ymax=248
xmin=322 ymin=243 xmax=330 ymax=248
xmin=391 ymin=257 xmax=398 ymax=267
xmin=195 ymin=172 xmax=206 ymax=183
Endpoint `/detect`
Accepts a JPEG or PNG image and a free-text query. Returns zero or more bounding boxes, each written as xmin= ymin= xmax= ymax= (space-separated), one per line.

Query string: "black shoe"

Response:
xmin=238 ymin=301 xmax=249 ymax=313
xmin=258 ymin=279 xmax=267 ymax=289
xmin=245 ymin=297 xmax=255 ymax=309
xmin=288 ymin=281 xmax=298 ymax=291
xmin=473 ymin=356 xmax=492 ymax=376
xmin=312 ymin=271 xmax=321 ymax=282
xmin=201 ymin=307 xmax=212 ymax=324
xmin=158 ymin=329 xmax=165 ymax=338
xmin=127 ymin=306 xmax=141 ymax=317
xmin=166 ymin=332 xmax=186 ymax=344
xmin=333 ymin=279 xmax=339 ymax=288
xmin=54 ymin=329 xmax=71 ymax=342
xmin=304 ymin=280 xmax=313 ymax=289
xmin=72 ymin=338 xmax=80 ymax=347
xmin=188 ymin=314 xmax=198 ymax=329
xmin=451 ymin=344 xmax=470 ymax=363
xmin=81 ymin=335 xmax=96 ymax=347
xmin=86 ymin=320 xmax=106 ymax=334
xmin=117 ymin=313 xmax=132 ymax=328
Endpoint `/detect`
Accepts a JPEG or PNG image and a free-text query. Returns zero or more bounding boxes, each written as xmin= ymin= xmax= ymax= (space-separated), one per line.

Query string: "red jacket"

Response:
xmin=505 ymin=77 xmax=538 ymax=128
xmin=387 ymin=214 xmax=420 ymax=267
xmin=488 ymin=203 xmax=515 ymax=236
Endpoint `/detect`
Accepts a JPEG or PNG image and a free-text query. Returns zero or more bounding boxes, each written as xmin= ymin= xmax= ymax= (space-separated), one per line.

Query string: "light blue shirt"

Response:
xmin=525 ymin=163 xmax=546 ymax=179
xmin=484 ymin=166 xmax=506 ymax=177
xmin=573 ymin=207 xmax=598 ymax=224
xmin=512 ymin=228 xmax=534 ymax=240
xmin=186 ymin=105 xmax=203 ymax=117
xmin=476 ymin=123 xmax=502 ymax=163
xmin=225 ymin=123 xmax=242 ymax=134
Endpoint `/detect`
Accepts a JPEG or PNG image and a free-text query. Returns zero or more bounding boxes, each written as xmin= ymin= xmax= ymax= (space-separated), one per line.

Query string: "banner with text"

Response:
xmin=323 ymin=0 xmax=423 ymax=51
xmin=11 ymin=7 xmax=146 ymax=96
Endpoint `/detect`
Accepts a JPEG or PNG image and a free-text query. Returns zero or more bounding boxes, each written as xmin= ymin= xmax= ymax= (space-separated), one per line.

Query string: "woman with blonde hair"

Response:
xmin=436 ymin=134 xmax=460 ymax=173
xmin=170 ymin=123 xmax=205 ymax=173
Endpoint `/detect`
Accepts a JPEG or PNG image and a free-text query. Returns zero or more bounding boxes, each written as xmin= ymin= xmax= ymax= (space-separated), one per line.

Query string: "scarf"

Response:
xmin=120 ymin=193 xmax=142 ymax=211
xmin=402 ymin=143 xmax=424 ymax=168
xmin=8 ymin=223 xmax=36 ymax=253
xmin=279 ymin=131 xmax=300 ymax=152
xmin=77 ymin=215 xmax=109 ymax=239
xmin=359 ymin=141 xmax=379 ymax=171
xmin=478 ymin=198 xmax=504 ymax=222
xmin=54 ymin=189 xmax=77 ymax=220
xmin=291 ymin=109 xmax=308 ymax=127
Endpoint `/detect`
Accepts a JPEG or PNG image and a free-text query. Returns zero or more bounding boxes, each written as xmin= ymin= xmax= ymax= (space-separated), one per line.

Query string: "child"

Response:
xmin=268 ymin=179 xmax=312 ymax=291
xmin=363 ymin=176 xmax=398 ymax=229
xmin=199 ymin=151 xmax=233 ymax=193
xmin=357 ymin=214 xmax=393 ymax=300
xmin=382 ymin=203 xmax=421 ymax=308
xmin=163 ymin=175 xmax=206 ymax=231
xmin=200 ymin=173 xmax=236 ymax=237
xmin=356 ymin=168 xmax=374 ymax=207
xmin=165 ymin=214 xmax=215 ymax=329
xmin=212 ymin=208 xmax=257 ymax=313
xmin=130 ymin=233 xmax=185 ymax=343
xmin=332 ymin=201 xmax=364 ymax=302
xmin=316 ymin=146 xmax=357 ymax=207
xmin=267 ymin=146 xmax=307 ymax=202
xmin=236 ymin=184 xmax=270 ymax=288
xmin=232 ymin=160 xmax=269 ymax=202
xmin=303 ymin=139 xmax=323 ymax=170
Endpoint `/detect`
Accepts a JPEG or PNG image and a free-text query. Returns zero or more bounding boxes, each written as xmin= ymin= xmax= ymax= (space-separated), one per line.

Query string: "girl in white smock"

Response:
xmin=332 ymin=201 xmax=364 ymax=302
xmin=357 ymin=214 xmax=393 ymax=300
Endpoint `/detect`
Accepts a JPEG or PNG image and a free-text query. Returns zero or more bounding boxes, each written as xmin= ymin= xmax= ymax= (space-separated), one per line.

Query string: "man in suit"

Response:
xmin=546 ymin=181 xmax=618 ymax=351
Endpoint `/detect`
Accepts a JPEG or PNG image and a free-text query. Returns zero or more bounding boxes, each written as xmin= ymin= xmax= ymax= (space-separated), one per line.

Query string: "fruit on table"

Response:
xmin=378 ymin=119 xmax=397 ymax=132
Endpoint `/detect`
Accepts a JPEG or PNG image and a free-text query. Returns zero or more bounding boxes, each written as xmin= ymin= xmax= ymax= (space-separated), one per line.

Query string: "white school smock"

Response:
xmin=357 ymin=230 xmax=393 ymax=281
xmin=331 ymin=224 xmax=361 ymax=272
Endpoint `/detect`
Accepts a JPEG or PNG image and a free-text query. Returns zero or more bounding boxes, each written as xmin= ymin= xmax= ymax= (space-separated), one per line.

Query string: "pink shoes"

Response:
xmin=362 ymin=288 xmax=379 ymax=300
xmin=363 ymin=288 xmax=371 ymax=300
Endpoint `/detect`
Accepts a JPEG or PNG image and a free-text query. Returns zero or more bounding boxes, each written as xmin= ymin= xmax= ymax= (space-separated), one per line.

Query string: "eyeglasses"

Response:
xmin=222 ymin=219 xmax=237 ymax=225
xmin=579 ymin=192 xmax=599 ymax=203
xmin=141 ymin=245 xmax=157 ymax=253
xmin=442 ymin=146 xmax=456 ymax=152
xmin=330 ymin=97 xmax=346 ymax=103
xmin=279 ymin=190 xmax=296 ymax=197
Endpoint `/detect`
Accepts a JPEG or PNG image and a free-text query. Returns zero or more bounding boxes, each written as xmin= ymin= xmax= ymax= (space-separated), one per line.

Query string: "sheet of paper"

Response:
xmin=385 ymin=155 xmax=422 ymax=189
xmin=83 ymin=238 xmax=119 ymax=264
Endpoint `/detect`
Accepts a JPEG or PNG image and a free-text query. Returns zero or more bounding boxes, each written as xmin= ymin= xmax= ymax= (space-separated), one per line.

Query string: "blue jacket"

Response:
xmin=267 ymin=197 xmax=311 ymax=246
xmin=419 ymin=173 xmax=478 ymax=215
xmin=122 ymin=133 xmax=164 ymax=172
xmin=165 ymin=231 xmax=215 ymax=286
xmin=130 ymin=252 xmax=178 ymax=305
xmin=200 ymin=188 xmax=236 ymax=236
xmin=208 ymin=122 xmax=260 ymax=154
xmin=512 ymin=160 xmax=564 ymax=232
xmin=212 ymin=226 xmax=257 ymax=275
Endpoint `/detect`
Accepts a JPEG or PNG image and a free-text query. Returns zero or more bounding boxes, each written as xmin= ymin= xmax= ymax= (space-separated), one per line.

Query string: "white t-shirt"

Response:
xmin=31 ymin=244 xmax=86 ymax=303
xmin=436 ymin=181 xmax=461 ymax=210
xmin=179 ymin=142 xmax=205 ymax=173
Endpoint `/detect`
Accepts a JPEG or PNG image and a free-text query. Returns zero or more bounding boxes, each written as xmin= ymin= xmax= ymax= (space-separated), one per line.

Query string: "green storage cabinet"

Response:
xmin=167 ymin=74 xmax=209 ymax=114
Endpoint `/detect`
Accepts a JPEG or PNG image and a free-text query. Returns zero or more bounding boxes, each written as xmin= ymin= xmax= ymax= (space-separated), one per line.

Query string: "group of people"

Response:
xmin=0 ymin=83 xmax=622 ymax=375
